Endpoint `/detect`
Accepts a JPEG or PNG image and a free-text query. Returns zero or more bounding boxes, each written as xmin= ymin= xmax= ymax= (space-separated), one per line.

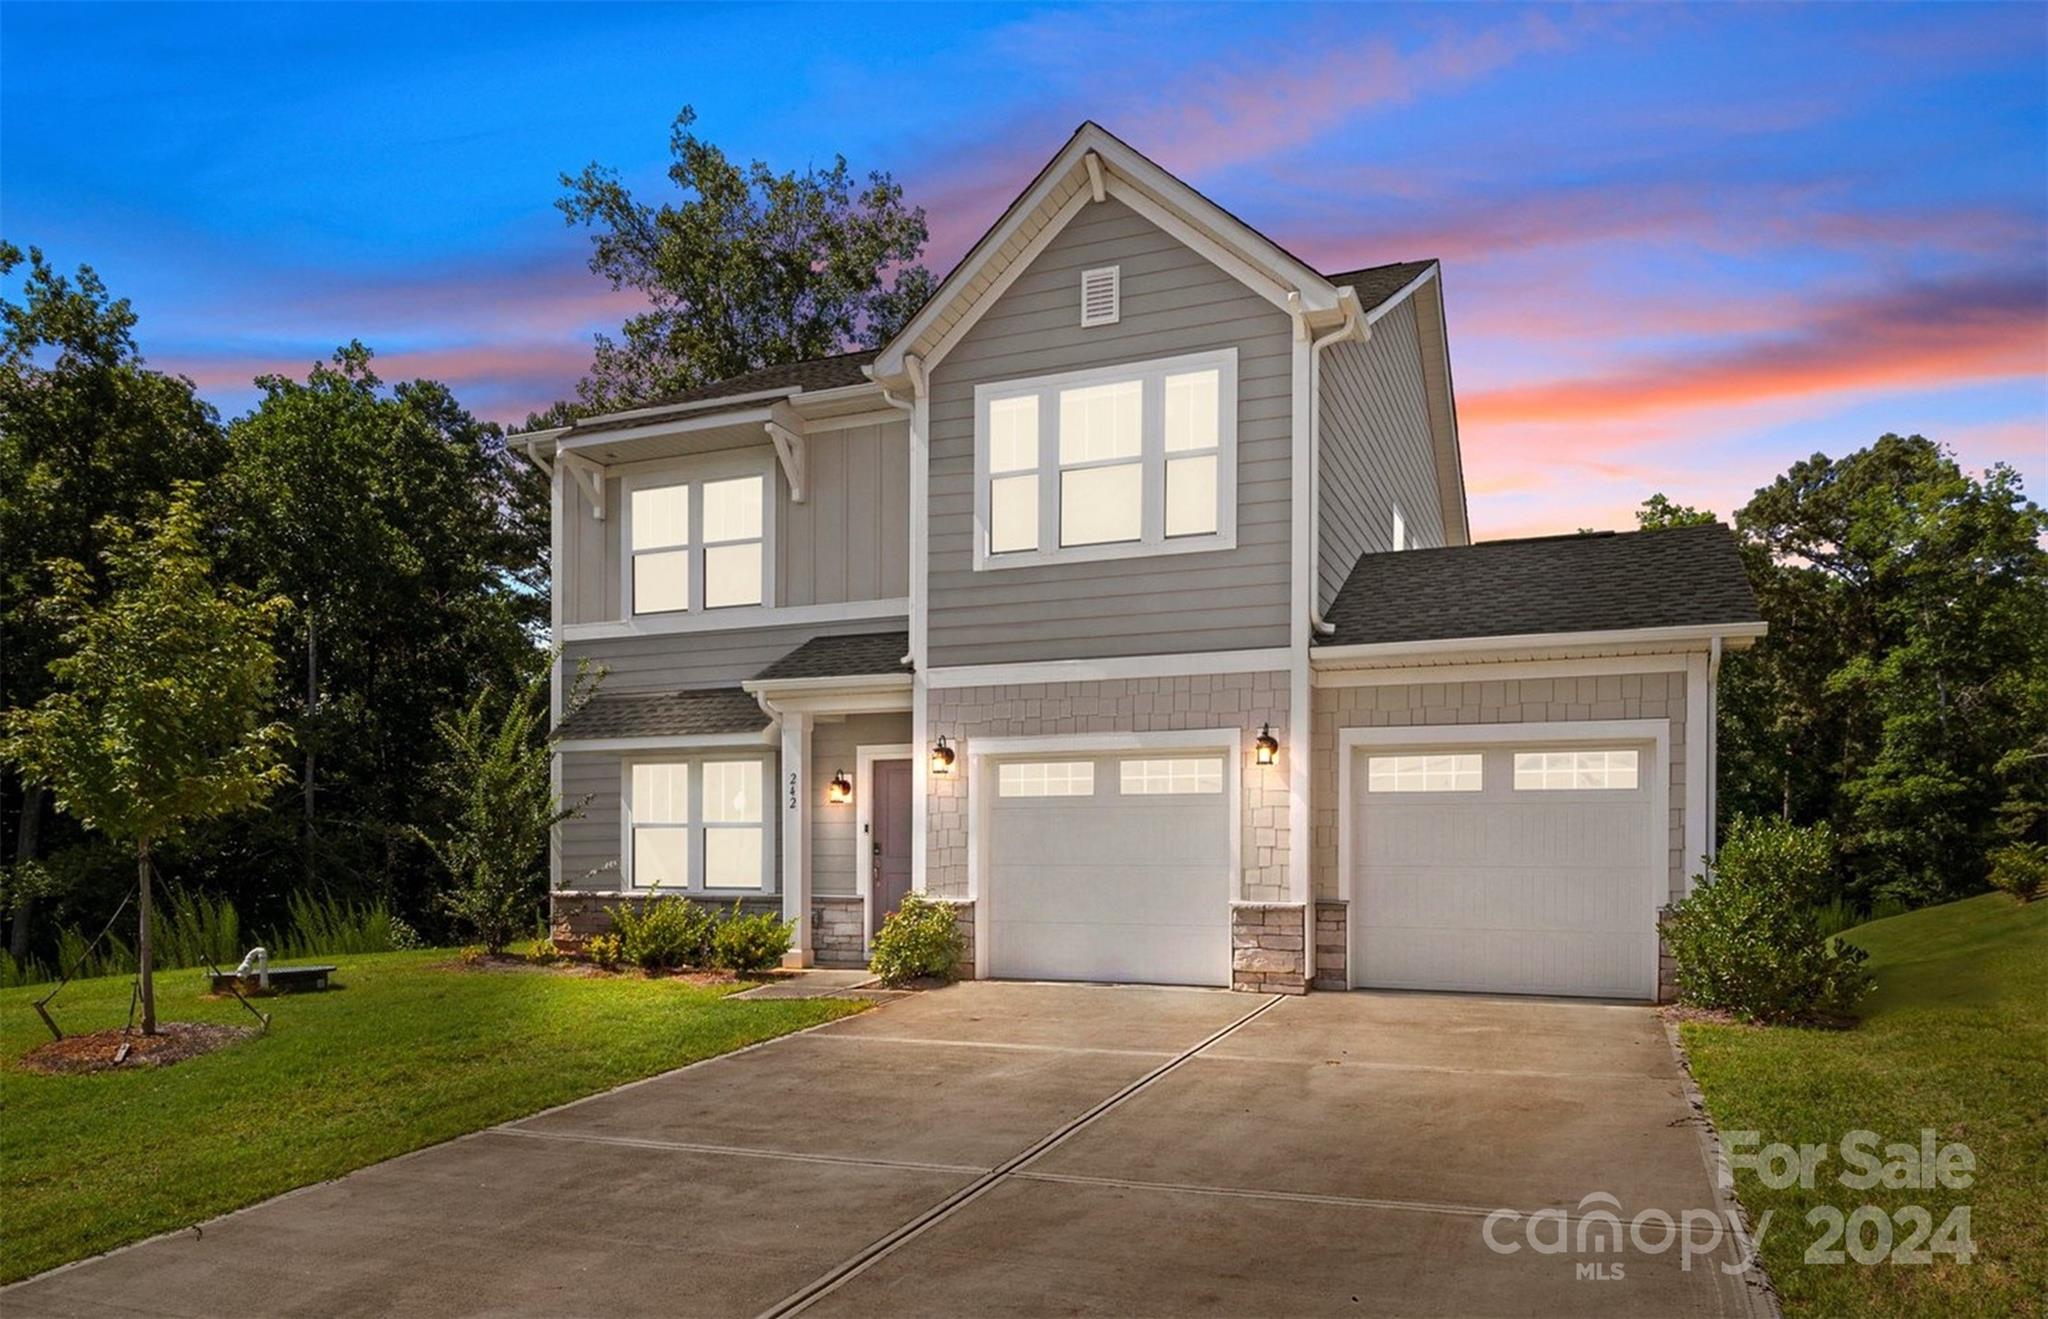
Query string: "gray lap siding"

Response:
xmin=925 ymin=196 xmax=1296 ymax=666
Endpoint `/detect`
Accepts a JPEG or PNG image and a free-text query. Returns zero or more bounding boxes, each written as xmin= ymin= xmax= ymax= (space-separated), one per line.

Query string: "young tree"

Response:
xmin=557 ymin=106 xmax=934 ymax=412
xmin=2 ymin=486 xmax=291 ymax=1032
xmin=414 ymin=663 xmax=587 ymax=954
xmin=0 ymin=242 xmax=227 ymax=959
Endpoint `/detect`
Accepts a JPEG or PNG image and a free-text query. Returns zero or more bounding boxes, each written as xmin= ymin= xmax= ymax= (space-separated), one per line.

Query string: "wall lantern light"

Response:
xmin=930 ymin=735 xmax=956 ymax=776
xmin=827 ymin=769 xmax=853 ymax=805
xmin=1254 ymin=723 xmax=1279 ymax=766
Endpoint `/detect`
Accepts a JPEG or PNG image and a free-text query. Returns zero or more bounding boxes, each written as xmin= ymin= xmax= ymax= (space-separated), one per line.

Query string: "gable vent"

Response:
xmin=1080 ymin=265 xmax=1120 ymax=327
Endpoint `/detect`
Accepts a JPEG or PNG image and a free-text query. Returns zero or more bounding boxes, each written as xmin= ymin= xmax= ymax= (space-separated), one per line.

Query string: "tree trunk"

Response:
xmin=137 ymin=843 xmax=157 ymax=1036
xmin=8 ymin=780 xmax=46 ymax=961
xmin=303 ymin=607 xmax=318 ymax=885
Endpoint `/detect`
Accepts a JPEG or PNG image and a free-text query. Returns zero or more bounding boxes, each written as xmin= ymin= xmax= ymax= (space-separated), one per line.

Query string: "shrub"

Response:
xmin=527 ymin=938 xmax=562 ymax=965
xmin=712 ymin=906 xmax=794 ymax=972
xmin=611 ymin=896 xmax=715 ymax=970
xmin=584 ymin=933 xmax=623 ymax=970
xmin=457 ymin=944 xmax=487 ymax=967
xmin=270 ymin=892 xmax=408 ymax=959
xmin=868 ymin=894 xmax=963 ymax=986
xmin=1664 ymin=817 xmax=1873 ymax=1022
xmin=1988 ymin=842 xmax=2048 ymax=903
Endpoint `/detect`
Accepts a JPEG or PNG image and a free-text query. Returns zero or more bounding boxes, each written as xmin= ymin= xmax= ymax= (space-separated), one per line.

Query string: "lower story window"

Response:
xmin=628 ymin=756 xmax=771 ymax=890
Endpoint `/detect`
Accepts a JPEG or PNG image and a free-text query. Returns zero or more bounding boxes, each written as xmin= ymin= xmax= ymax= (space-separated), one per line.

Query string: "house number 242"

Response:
xmin=788 ymin=773 xmax=798 ymax=810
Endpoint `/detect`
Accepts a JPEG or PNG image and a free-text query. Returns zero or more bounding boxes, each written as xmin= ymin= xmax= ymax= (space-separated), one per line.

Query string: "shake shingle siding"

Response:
xmin=1316 ymin=297 xmax=1444 ymax=614
xmin=925 ymin=196 xmax=1295 ymax=666
xmin=1320 ymin=522 xmax=1760 ymax=648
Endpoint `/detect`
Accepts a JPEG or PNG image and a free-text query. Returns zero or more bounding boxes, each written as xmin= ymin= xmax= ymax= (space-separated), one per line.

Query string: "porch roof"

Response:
xmin=554 ymin=687 xmax=770 ymax=741
xmin=752 ymin=631 xmax=912 ymax=683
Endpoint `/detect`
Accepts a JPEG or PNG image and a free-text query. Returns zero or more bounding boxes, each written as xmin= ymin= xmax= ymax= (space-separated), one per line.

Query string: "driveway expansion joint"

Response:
xmin=753 ymin=992 xmax=1286 ymax=1319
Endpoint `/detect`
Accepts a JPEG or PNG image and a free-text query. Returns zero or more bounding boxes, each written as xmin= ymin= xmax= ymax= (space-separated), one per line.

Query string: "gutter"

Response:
xmin=1311 ymin=620 xmax=1768 ymax=667
xmin=520 ymin=427 xmax=570 ymax=476
xmin=1306 ymin=287 xmax=1367 ymax=636
xmin=865 ymin=362 xmax=923 ymax=669
xmin=1707 ymin=633 xmax=1724 ymax=862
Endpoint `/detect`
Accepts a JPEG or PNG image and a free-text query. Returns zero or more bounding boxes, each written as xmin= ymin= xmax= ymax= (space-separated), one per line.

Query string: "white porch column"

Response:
xmin=781 ymin=711 xmax=814 ymax=967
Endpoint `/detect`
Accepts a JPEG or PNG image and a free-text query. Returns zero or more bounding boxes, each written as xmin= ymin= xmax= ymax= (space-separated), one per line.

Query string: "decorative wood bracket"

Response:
xmin=766 ymin=401 xmax=807 ymax=503
xmin=1084 ymin=150 xmax=1106 ymax=204
xmin=561 ymin=451 xmax=606 ymax=520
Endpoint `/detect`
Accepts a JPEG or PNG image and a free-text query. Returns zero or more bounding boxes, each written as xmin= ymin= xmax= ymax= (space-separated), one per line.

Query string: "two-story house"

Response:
xmin=524 ymin=123 xmax=1762 ymax=1000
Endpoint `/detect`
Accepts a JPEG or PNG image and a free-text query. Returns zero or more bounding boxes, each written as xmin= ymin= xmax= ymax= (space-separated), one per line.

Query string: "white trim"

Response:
xmin=1288 ymin=329 xmax=1314 ymax=917
xmin=743 ymin=687 xmax=912 ymax=718
xmin=971 ymin=347 xmax=1239 ymax=572
xmin=557 ymin=730 xmax=777 ymax=754
xmin=800 ymin=408 xmax=905 ymax=435
xmin=855 ymin=743 xmax=915 ymax=956
xmin=1336 ymin=719 xmax=1669 ymax=1000
xmin=619 ymin=750 xmax=779 ymax=897
xmin=549 ymin=458 xmax=566 ymax=893
xmin=559 ymin=405 xmax=777 ymax=452
xmin=924 ymin=647 xmax=1291 ymax=691
xmin=965 ymin=726 xmax=1244 ymax=982
xmin=618 ymin=450 xmax=777 ymax=621
xmin=1361 ymin=262 xmax=1439 ymax=325
xmin=873 ymin=125 xmax=1337 ymax=381
xmin=1312 ymin=652 xmax=1693 ymax=688
xmin=573 ymin=387 xmax=800 ymax=431
xmin=559 ymin=597 xmax=907 ymax=644
xmin=1310 ymin=621 xmax=1767 ymax=666
xmin=1684 ymin=652 xmax=1710 ymax=895
xmin=1102 ymin=175 xmax=1302 ymax=315
xmin=742 ymin=673 xmax=912 ymax=697
xmin=780 ymin=712 xmax=813 ymax=963
xmin=919 ymin=187 xmax=1095 ymax=376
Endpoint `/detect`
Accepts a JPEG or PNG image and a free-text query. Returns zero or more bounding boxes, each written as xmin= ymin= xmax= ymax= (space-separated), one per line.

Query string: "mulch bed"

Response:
xmin=442 ymin=953 xmax=749 ymax=987
xmin=20 ymin=1022 xmax=259 ymax=1075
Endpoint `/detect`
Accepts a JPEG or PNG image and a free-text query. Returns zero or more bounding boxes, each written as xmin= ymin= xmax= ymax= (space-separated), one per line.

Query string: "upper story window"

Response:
xmin=973 ymin=348 xmax=1237 ymax=571
xmin=623 ymin=461 xmax=771 ymax=616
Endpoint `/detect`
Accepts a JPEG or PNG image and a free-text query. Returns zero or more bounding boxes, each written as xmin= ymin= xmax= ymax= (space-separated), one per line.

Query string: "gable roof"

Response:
xmin=1318 ymin=523 xmax=1761 ymax=650
xmin=554 ymin=687 xmax=771 ymax=741
xmin=1328 ymin=260 xmax=1438 ymax=314
xmin=751 ymin=631 xmax=911 ymax=682
xmin=870 ymin=121 xmax=1349 ymax=382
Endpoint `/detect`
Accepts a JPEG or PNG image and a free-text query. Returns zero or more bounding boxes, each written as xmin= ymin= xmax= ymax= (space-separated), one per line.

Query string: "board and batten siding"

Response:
xmin=1315 ymin=297 xmax=1446 ymax=615
xmin=925 ymin=196 xmax=1296 ymax=666
xmin=557 ymin=425 xmax=909 ymax=627
xmin=561 ymin=616 xmax=908 ymax=696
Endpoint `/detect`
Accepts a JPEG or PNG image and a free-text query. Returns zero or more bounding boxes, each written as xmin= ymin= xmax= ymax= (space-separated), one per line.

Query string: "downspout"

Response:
xmin=1706 ymin=633 xmax=1724 ymax=862
xmin=874 ymin=378 xmax=918 ymax=668
xmin=1308 ymin=287 xmax=1367 ymax=637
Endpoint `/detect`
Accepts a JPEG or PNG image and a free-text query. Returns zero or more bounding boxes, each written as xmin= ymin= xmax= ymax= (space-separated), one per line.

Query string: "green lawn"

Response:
xmin=0 ymin=951 xmax=865 ymax=1283
xmin=1681 ymin=894 xmax=2047 ymax=1318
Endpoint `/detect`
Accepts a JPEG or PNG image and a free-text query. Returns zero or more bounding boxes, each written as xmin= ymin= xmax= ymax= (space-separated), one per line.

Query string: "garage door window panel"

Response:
xmin=1367 ymin=754 xmax=1482 ymax=793
xmin=1119 ymin=758 xmax=1223 ymax=795
xmin=998 ymin=761 xmax=1096 ymax=798
xmin=1513 ymin=750 xmax=1639 ymax=791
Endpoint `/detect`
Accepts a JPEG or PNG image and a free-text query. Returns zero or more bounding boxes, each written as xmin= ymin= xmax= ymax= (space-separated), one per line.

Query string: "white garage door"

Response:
xmin=987 ymin=753 xmax=1231 ymax=986
xmin=1352 ymin=741 xmax=1659 ymax=998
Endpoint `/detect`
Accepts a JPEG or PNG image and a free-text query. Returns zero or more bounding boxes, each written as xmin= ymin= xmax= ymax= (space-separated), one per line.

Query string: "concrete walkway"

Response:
xmin=4 ymin=983 xmax=1770 ymax=1318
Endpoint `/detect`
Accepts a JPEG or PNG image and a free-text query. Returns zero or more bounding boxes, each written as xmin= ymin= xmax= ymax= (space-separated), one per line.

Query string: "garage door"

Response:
xmin=987 ymin=753 xmax=1231 ymax=986
xmin=1351 ymin=741 xmax=1658 ymax=998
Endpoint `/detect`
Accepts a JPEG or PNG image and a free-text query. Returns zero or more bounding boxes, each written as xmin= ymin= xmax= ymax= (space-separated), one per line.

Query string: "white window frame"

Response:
xmin=971 ymin=348 xmax=1238 ymax=571
xmin=621 ymin=752 xmax=778 ymax=894
xmin=619 ymin=452 xmax=777 ymax=619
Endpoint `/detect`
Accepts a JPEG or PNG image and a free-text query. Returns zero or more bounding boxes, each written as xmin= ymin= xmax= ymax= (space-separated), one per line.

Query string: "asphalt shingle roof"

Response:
xmin=1324 ymin=259 xmax=1438 ymax=312
xmin=752 ymin=631 xmax=912 ymax=683
xmin=1319 ymin=522 xmax=1761 ymax=649
xmin=555 ymin=687 xmax=769 ymax=740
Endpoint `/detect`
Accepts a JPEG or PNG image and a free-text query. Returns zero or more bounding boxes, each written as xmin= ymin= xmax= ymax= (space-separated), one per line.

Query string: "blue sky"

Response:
xmin=4 ymin=2 xmax=2042 ymax=536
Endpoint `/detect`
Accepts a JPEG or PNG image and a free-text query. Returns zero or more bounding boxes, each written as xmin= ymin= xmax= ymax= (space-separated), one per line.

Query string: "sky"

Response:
xmin=3 ymin=2 xmax=2043 ymax=538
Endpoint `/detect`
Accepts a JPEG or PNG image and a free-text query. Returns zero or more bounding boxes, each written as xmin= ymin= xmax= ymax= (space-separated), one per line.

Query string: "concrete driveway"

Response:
xmin=6 ymin=983 xmax=1769 ymax=1318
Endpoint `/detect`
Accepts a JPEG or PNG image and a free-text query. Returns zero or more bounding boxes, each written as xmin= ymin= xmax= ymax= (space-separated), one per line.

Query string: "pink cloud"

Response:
xmin=1461 ymin=270 xmax=2048 ymax=429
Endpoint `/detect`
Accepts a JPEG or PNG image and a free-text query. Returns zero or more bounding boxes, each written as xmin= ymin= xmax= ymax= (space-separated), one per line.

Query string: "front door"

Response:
xmin=870 ymin=759 xmax=914 ymax=936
